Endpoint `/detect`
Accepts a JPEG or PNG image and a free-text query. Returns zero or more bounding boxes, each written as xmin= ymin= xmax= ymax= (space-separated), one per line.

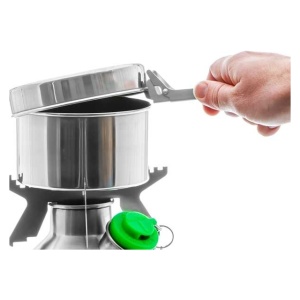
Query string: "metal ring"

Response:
xmin=155 ymin=225 xmax=174 ymax=250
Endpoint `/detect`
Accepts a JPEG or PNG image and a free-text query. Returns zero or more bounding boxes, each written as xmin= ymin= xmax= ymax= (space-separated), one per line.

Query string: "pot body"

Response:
xmin=16 ymin=97 xmax=150 ymax=190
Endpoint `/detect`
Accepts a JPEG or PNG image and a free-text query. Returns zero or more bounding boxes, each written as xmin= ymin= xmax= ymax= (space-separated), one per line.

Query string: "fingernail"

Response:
xmin=268 ymin=126 xmax=278 ymax=129
xmin=194 ymin=82 xmax=208 ymax=100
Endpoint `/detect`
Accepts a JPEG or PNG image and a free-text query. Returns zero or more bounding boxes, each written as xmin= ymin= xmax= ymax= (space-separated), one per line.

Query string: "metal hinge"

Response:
xmin=145 ymin=70 xmax=196 ymax=103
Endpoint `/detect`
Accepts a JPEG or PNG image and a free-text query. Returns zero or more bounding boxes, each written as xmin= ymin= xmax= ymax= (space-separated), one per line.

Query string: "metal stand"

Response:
xmin=9 ymin=167 xmax=167 ymax=246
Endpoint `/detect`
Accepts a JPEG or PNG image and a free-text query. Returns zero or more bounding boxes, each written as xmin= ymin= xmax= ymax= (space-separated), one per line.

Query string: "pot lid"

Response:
xmin=9 ymin=64 xmax=147 ymax=117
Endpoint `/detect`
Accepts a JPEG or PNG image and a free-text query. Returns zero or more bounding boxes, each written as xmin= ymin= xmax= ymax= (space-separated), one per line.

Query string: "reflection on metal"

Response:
xmin=83 ymin=179 xmax=88 ymax=249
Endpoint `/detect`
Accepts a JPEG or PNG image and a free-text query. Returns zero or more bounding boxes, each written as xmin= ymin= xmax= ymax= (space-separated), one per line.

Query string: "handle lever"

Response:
xmin=145 ymin=70 xmax=196 ymax=103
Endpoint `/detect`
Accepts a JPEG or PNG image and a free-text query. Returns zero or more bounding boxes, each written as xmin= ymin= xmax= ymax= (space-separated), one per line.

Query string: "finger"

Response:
xmin=225 ymin=112 xmax=238 ymax=117
xmin=207 ymin=70 xmax=216 ymax=81
xmin=243 ymin=118 xmax=256 ymax=125
xmin=203 ymin=105 xmax=220 ymax=116
xmin=209 ymin=55 xmax=233 ymax=84
xmin=257 ymin=125 xmax=280 ymax=136
xmin=194 ymin=80 xmax=234 ymax=112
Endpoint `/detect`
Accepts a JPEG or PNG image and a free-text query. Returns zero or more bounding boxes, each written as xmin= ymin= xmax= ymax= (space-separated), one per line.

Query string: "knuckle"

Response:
xmin=235 ymin=51 xmax=252 ymax=59
xmin=227 ymin=51 xmax=252 ymax=67
xmin=209 ymin=83 xmax=229 ymax=110
xmin=209 ymin=84 xmax=222 ymax=109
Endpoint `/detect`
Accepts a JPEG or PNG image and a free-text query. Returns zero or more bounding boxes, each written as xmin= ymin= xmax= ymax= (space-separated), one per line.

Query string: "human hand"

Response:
xmin=193 ymin=51 xmax=290 ymax=136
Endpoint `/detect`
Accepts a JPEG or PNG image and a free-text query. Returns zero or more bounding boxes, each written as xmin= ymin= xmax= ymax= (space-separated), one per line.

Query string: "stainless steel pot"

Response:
xmin=11 ymin=64 xmax=195 ymax=191
xmin=17 ymin=97 xmax=150 ymax=190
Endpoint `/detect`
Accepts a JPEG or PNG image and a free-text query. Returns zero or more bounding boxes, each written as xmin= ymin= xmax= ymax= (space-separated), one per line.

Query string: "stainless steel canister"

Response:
xmin=17 ymin=97 xmax=151 ymax=190
xmin=35 ymin=200 xmax=113 ymax=249
xmin=98 ymin=223 xmax=123 ymax=250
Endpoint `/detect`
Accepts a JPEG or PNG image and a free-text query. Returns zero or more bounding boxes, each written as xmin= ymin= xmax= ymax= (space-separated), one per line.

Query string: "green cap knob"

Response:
xmin=109 ymin=211 xmax=159 ymax=250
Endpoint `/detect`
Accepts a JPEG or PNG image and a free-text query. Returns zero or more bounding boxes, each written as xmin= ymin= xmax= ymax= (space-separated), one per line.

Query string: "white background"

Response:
xmin=0 ymin=0 xmax=299 ymax=299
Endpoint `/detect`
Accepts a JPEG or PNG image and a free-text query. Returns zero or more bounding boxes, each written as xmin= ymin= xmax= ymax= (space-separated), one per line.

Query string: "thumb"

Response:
xmin=193 ymin=80 xmax=234 ymax=112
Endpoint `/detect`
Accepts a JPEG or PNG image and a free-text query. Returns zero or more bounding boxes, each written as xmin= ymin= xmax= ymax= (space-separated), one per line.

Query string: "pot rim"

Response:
xmin=17 ymin=176 xmax=150 ymax=191
xmin=31 ymin=106 xmax=151 ymax=118
xmin=50 ymin=200 xmax=114 ymax=210
xmin=28 ymin=99 xmax=151 ymax=118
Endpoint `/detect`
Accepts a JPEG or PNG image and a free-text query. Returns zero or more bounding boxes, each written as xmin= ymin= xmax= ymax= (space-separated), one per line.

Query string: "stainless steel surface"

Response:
xmin=10 ymin=64 xmax=146 ymax=117
xmin=35 ymin=200 xmax=113 ymax=250
xmin=98 ymin=223 xmax=122 ymax=250
xmin=146 ymin=70 xmax=195 ymax=103
xmin=17 ymin=97 xmax=150 ymax=190
xmin=83 ymin=179 xmax=88 ymax=248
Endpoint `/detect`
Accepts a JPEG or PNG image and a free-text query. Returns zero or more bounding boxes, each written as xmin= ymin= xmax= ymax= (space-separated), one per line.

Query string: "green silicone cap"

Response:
xmin=109 ymin=211 xmax=159 ymax=250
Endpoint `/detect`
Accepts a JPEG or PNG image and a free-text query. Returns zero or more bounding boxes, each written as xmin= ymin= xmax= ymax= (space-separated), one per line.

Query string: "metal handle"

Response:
xmin=145 ymin=70 xmax=195 ymax=103
xmin=155 ymin=225 xmax=174 ymax=250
